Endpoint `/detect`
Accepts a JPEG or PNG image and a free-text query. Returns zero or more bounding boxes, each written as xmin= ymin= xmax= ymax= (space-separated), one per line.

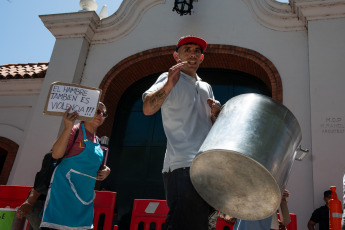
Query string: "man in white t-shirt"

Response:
xmin=142 ymin=36 xmax=220 ymax=230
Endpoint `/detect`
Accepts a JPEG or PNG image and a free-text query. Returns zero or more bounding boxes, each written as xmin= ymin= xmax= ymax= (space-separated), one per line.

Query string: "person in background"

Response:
xmin=16 ymin=152 xmax=58 ymax=230
xmin=39 ymin=102 xmax=110 ymax=230
xmin=272 ymin=189 xmax=291 ymax=230
xmin=307 ymin=189 xmax=332 ymax=230
xmin=142 ymin=35 xmax=221 ymax=230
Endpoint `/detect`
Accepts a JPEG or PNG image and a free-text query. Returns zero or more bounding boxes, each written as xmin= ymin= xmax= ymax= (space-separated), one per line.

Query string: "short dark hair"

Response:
xmin=176 ymin=42 xmax=203 ymax=53
xmin=324 ymin=190 xmax=332 ymax=198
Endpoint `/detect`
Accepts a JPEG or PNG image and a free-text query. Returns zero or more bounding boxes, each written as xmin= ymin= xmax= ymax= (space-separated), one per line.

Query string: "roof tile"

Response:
xmin=0 ymin=63 xmax=48 ymax=79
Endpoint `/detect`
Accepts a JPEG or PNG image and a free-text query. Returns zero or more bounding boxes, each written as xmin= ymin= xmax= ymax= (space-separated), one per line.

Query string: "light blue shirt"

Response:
xmin=143 ymin=71 xmax=214 ymax=172
xmin=233 ymin=216 xmax=273 ymax=230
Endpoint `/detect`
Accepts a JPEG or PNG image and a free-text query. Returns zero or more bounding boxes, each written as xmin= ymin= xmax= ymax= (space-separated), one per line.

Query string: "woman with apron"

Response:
xmin=40 ymin=102 xmax=110 ymax=230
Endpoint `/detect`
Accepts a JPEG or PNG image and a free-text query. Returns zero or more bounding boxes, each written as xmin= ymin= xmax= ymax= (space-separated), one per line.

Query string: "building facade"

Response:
xmin=1 ymin=0 xmax=345 ymax=229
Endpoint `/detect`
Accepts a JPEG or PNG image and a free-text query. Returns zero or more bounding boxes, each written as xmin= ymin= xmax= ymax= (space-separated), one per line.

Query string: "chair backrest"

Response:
xmin=129 ymin=199 xmax=169 ymax=230
xmin=93 ymin=190 xmax=117 ymax=230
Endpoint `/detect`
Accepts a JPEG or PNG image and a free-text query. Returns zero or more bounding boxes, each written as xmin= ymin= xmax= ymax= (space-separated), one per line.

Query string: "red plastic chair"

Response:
xmin=0 ymin=185 xmax=33 ymax=230
xmin=0 ymin=186 xmax=118 ymax=230
xmin=278 ymin=213 xmax=297 ymax=230
xmin=93 ymin=190 xmax=118 ymax=230
xmin=129 ymin=199 xmax=169 ymax=230
xmin=0 ymin=185 xmax=33 ymax=209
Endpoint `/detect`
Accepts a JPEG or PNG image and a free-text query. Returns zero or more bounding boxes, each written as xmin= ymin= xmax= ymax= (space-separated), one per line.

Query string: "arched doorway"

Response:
xmin=97 ymin=44 xmax=282 ymax=138
xmin=98 ymin=45 xmax=281 ymax=229
xmin=0 ymin=137 xmax=19 ymax=185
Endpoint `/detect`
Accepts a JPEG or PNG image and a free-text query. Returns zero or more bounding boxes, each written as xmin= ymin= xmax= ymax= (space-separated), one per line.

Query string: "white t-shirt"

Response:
xmin=143 ymin=71 xmax=214 ymax=172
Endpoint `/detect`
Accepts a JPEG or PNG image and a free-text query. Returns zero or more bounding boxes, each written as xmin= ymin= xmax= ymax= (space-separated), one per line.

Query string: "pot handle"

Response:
xmin=295 ymin=145 xmax=309 ymax=161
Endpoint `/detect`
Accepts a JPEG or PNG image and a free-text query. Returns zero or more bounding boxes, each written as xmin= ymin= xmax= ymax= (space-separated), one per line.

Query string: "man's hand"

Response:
xmin=167 ymin=61 xmax=187 ymax=88
xmin=207 ymin=98 xmax=221 ymax=124
xmin=16 ymin=189 xmax=41 ymax=219
xmin=219 ymin=212 xmax=236 ymax=224
xmin=97 ymin=165 xmax=111 ymax=181
xmin=282 ymin=189 xmax=290 ymax=200
xmin=278 ymin=218 xmax=287 ymax=230
xmin=16 ymin=202 xmax=33 ymax=219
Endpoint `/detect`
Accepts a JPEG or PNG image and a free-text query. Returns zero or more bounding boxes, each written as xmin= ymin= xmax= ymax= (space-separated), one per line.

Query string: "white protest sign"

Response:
xmin=44 ymin=82 xmax=102 ymax=121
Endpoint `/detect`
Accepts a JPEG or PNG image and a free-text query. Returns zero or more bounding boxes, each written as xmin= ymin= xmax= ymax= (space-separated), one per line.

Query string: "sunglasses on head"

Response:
xmin=96 ymin=109 xmax=108 ymax=118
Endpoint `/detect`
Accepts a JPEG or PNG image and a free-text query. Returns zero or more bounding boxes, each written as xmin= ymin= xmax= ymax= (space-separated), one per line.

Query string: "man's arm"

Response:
xmin=280 ymin=189 xmax=291 ymax=226
xmin=143 ymin=83 xmax=173 ymax=115
xmin=143 ymin=61 xmax=187 ymax=115
xmin=16 ymin=189 xmax=41 ymax=219
xmin=307 ymin=220 xmax=316 ymax=230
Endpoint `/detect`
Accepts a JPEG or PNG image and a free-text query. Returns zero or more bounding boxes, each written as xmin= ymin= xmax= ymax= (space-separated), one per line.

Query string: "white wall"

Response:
xmin=0 ymin=79 xmax=43 ymax=145
xmin=309 ymin=17 xmax=345 ymax=208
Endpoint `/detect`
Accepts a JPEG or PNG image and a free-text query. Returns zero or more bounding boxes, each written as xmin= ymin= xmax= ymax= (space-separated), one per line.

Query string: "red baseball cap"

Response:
xmin=176 ymin=36 xmax=207 ymax=53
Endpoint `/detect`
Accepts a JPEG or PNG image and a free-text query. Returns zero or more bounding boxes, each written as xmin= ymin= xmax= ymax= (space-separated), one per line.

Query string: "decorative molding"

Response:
xmin=39 ymin=11 xmax=100 ymax=43
xmin=92 ymin=0 xmax=165 ymax=44
xmin=292 ymin=0 xmax=345 ymax=26
xmin=0 ymin=79 xmax=43 ymax=96
xmin=39 ymin=0 xmax=165 ymax=44
xmin=0 ymin=124 xmax=24 ymax=133
xmin=243 ymin=0 xmax=345 ymax=31
xmin=39 ymin=0 xmax=345 ymax=41
xmin=243 ymin=0 xmax=306 ymax=31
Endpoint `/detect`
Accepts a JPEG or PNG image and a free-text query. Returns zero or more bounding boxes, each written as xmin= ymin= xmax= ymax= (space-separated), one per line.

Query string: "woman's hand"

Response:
xmin=63 ymin=108 xmax=79 ymax=130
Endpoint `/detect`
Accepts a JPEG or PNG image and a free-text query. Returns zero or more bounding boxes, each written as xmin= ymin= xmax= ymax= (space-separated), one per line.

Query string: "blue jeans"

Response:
xmin=163 ymin=167 xmax=210 ymax=230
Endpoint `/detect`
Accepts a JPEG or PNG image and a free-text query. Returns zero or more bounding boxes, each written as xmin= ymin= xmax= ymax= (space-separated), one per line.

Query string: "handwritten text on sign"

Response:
xmin=44 ymin=82 xmax=101 ymax=120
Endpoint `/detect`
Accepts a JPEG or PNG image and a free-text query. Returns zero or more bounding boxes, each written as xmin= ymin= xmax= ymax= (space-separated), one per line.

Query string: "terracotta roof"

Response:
xmin=0 ymin=63 xmax=48 ymax=79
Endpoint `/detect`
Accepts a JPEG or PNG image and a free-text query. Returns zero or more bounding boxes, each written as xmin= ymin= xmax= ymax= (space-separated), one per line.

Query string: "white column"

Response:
xmin=7 ymin=12 xmax=100 ymax=185
xmin=308 ymin=17 xmax=345 ymax=207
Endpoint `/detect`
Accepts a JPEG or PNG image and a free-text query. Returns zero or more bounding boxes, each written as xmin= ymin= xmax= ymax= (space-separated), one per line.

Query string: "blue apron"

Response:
xmin=41 ymin=123 xmax=103 ymax=230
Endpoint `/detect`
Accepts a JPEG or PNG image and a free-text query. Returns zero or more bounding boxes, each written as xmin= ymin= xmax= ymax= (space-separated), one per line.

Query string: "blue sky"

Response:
xmin=0 ymin=0 xmax=288 ymax=65
xmin=0 ymin=0 xmax=122 ymax=65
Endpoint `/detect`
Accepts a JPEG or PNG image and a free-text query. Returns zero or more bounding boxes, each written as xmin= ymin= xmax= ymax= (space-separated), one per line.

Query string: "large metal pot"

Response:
xmin=190 ymin=93 xmax=307 ymax=220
